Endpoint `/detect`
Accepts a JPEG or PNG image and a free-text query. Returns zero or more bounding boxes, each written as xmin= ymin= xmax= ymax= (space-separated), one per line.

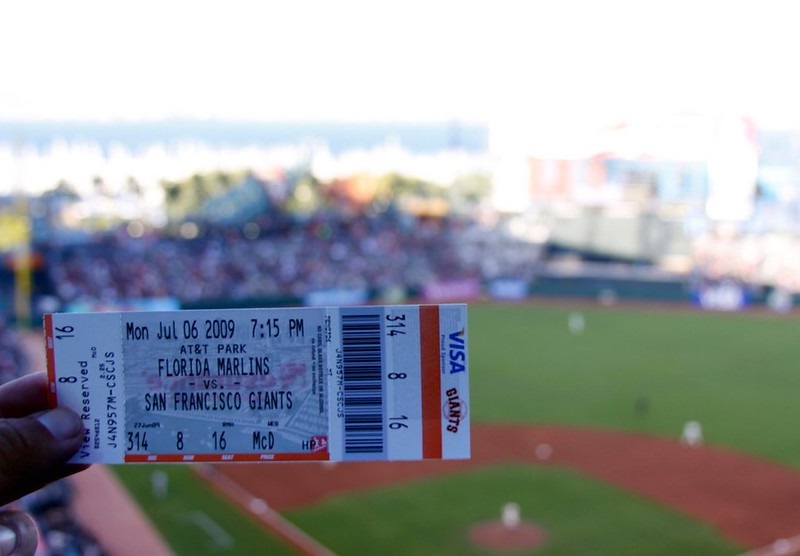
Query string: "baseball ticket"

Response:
xmin=44 ymin=304 xmax=469 ymax=464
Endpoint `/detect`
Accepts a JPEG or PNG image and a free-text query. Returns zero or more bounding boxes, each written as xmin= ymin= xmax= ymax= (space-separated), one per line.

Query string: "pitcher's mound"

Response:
xmin=469 ymin=520 xmax=547 ymax=552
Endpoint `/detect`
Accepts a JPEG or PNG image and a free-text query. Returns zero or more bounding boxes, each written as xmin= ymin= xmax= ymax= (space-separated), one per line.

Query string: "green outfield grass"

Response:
xmin=113 ymin=465 xmax=293 ymax=555
xmin=115 ymin=302 xmax=799 ymax=554
xmin=469 ymin=303 xmax=800 ymax=466
xmin=289 ymin=464 xmax=738 ymax=555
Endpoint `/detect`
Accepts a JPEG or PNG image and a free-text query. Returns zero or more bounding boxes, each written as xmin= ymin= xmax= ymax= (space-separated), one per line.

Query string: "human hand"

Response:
xmin=0 ymin=372 xmax=86 ymax=507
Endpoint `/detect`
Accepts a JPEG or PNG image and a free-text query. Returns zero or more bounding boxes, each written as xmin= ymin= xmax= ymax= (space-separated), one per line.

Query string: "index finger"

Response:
xmin=0 ymin=372 xmax=50 ymax=418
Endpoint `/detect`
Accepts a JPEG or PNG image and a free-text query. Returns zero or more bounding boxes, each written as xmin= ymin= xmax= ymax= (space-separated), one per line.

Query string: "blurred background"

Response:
xmin=2 ymin=1 xmax=800 ymax=554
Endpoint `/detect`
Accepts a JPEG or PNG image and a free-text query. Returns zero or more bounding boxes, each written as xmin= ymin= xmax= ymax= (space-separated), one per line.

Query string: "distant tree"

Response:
xmin=214 ymin=170 xmax=235 ymax=191
xmin=39 ymin=181 xmax=81 ymax=228
xmin=190 ymin=174 xmax=208 ymax=205
xmin=160 ymin=170 xmax=249 ymax=224
xmin=162 ymin=181 xmax=185 ymax=225
xmin=92 ymin=176 xmax=112 ymax=197
xmin=126 ymin=176 xmax=143 ymax=197
xmin=448 ymin=172 xmax=492 ymax=214
xmin=380 ymin=173 xmax=444 ymax=199
xmin=49 ymin=180 xmax=81 ymax=201
xmin=285 ymin=172 xmax=325 ymax=215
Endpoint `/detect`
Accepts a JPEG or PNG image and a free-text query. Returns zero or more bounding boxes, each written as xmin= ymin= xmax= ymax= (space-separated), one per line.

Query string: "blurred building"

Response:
xmin=492 ymin=113 xmax=760 ymax=215
xmin=754 ymin=129 xmax=800 ymax=233
xmin=490 ymin=113 xmax=762 ymax=267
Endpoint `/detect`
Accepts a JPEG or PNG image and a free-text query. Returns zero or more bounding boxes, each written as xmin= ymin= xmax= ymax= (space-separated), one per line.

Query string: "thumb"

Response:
xmin=0 ymin=408 xmax=84 ymax=503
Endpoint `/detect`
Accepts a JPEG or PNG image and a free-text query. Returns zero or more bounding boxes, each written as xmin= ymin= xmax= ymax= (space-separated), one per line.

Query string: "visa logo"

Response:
xmin=447 ymin=329 xmax=466 ymax=374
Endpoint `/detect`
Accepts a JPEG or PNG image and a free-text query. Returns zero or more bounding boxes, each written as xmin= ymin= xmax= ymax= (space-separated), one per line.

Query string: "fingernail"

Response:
xmin=0 ymin=511 xmax=39 ymax=556
xmin=0 ymin=525 xmax=16 ymax=555
xmin=36 ymin=408 xmax=83 ymax=440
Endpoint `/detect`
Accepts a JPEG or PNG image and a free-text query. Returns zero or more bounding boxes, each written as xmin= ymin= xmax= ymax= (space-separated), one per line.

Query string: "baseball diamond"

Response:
xmin=28 ymin=301 xmax=800 ymax=555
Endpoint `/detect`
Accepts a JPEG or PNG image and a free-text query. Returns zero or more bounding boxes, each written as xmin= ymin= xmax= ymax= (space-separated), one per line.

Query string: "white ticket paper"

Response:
xmin=45 ymin=304 xmax=469 ymax=464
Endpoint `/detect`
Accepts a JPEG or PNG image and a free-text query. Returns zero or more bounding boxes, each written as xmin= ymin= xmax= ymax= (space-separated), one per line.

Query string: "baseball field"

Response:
xmin=112 ymin=302 xmax=800 ymax=554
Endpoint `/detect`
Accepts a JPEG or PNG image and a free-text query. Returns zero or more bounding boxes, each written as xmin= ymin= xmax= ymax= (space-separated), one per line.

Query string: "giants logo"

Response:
xmin=443 ymin=387 xmax=467 ymax=434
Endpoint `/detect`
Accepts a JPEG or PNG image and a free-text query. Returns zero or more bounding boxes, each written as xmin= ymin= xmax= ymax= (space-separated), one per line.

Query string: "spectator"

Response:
xmin=43 ymin=210 xmax=536 ymax=307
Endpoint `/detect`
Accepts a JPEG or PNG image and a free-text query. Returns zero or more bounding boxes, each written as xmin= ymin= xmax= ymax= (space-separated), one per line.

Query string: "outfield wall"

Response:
xmin=179 ymin=272 xmax=792 ymax=313
xmin=29 ymin=265 xmax=792 ymax=319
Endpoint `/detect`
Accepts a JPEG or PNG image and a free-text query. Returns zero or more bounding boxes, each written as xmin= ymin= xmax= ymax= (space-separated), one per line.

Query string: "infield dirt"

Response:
xmin=213 ymin=423 xmax=800 ymax=550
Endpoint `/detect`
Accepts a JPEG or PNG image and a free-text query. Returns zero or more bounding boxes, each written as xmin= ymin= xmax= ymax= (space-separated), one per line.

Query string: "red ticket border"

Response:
xmin=125 ymin=451 xmax=330 ymax=463
xmin=420 ymin=305 xmax=442 ymax=459
xmin=43 ymin=313 xmax=58 ymax=408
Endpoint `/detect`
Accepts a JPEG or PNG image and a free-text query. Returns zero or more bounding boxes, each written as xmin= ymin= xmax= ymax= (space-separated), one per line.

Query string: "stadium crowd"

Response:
xmin=0 ymin=320 xmax=28 ymax=386
xmin=43 ymin=211 xmax=541 ymax=307
xmin=691 ymin=231 xmax=800 ymax=293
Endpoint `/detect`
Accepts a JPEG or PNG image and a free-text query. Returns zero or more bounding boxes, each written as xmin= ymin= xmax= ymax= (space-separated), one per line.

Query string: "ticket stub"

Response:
xmin=44 ymin=304 xmax=469 ymax=464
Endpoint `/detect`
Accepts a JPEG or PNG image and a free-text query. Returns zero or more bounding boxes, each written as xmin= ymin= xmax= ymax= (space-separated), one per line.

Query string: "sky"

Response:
xmin=2 ymin=0 xmax=800 ymax=129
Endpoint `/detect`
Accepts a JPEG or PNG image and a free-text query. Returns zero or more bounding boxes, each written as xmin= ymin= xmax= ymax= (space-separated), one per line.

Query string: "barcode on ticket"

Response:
xmin=44 ymin=304 xmax=469 ymax=463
